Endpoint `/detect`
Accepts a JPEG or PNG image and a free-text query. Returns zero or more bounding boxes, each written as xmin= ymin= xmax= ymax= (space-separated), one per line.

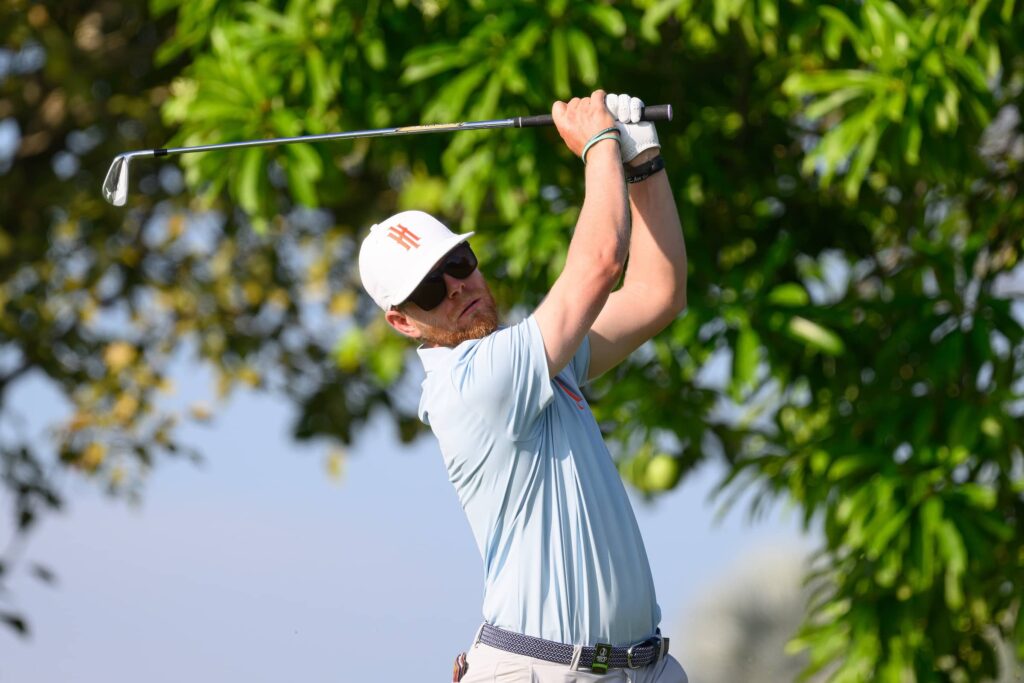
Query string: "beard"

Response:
xmin=418 ymin=288 xmax=500 ymax=348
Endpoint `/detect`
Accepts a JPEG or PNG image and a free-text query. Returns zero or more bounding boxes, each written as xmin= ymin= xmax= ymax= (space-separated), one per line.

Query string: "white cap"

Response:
xmin=358 ymin=210 xmax=474 ymax=310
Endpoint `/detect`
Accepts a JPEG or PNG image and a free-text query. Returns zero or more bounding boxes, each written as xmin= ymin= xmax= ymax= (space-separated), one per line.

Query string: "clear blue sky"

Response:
xmin=2 ymin=356 xmax=809 ymax=682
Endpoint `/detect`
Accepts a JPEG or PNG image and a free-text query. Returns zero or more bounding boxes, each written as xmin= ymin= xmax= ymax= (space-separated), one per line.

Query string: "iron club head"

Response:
xmin=102 ymin=154 xmax=131 ymax=206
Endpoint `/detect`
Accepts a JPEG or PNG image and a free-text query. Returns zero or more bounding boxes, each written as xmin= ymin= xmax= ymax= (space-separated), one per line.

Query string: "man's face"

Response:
xmin=385 ymin=256 xmax=499 ymax=347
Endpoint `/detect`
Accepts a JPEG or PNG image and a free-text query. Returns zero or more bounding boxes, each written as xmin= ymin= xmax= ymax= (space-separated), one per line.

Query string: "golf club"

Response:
xmin=102 ymin=104 xmax=673 ymax=206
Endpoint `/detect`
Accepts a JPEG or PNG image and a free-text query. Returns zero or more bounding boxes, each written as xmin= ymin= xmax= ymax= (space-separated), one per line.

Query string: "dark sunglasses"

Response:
xmin=401 ymin=243 xmax=478 ymax=311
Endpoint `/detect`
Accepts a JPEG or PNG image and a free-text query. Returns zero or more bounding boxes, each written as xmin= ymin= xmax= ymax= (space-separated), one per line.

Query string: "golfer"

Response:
xmin=358 ymin=90 xmax=688 ymax=682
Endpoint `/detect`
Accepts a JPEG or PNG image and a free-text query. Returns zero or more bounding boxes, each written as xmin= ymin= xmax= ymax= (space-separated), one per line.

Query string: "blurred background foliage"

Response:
xmin=2 ymin=0 xmax=1023 ymax=679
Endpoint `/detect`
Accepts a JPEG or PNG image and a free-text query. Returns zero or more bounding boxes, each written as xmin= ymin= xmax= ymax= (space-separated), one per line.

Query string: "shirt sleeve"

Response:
xmin=450 ymin=315 xmax=554 ymax=441
xmin=569 ymin=333 xmax=592 ymax=388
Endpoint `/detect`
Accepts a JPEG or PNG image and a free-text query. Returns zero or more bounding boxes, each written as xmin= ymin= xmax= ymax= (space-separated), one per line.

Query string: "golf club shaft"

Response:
xmin=150 ymin=104 xmax=674 ymax=158
xmin=103 ymin=104 xmax=673 ymax=205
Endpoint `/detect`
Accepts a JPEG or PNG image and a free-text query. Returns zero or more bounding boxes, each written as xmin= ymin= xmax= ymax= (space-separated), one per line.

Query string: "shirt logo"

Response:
xmin=386 ymin=224 xmax=421 ymax=250
xmin=554 ymin=377 xmax=585 ymax=410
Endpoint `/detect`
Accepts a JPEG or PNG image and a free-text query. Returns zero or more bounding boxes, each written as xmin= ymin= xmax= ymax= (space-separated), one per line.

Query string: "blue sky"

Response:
xmin=1 ymin=359 xmax=810 ymax=682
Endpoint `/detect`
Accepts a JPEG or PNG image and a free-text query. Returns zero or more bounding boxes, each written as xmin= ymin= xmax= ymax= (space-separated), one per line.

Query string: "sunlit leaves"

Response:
xmin=161 ymin=0 xmax=399 ymax=214
xmin=785 ymin=1 xmax=1005 ymax=198
xmin=785 ymin=316 xmax=845 ymax=356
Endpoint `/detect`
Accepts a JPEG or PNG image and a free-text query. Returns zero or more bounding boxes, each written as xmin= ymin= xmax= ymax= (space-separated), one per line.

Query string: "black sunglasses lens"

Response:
xmin=404 ymin=244 xmax=478 ymax=311
xmin=445 ymin=245 xmax=477 ymax=278
xmin=407 ymin=276 xmax=447 ymax=311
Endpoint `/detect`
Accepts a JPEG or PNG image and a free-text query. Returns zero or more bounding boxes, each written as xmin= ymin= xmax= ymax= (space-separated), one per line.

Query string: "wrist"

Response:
xmin=626 ymin=147 xmax=660 ymax=168
xmin=625 ymin=155 xmax=665 ymax=184
xmin=581 ymin=127 xmax=621 ymax=164
xmin=584 ymin=138 xmax=621 ymax=165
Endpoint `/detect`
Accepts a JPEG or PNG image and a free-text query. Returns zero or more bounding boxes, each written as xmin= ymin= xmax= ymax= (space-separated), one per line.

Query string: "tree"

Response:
xmin=2 ymin=1 xmax=1022 ymax=680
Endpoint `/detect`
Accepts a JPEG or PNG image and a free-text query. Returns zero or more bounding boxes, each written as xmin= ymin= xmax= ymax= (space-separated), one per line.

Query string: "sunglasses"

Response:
xmin=400 ymin=243 xmax=478 ymax=311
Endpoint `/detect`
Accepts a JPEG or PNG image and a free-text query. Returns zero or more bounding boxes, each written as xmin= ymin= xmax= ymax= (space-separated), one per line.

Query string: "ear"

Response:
xmin=385 ymin=306 xmax=423 ymax=339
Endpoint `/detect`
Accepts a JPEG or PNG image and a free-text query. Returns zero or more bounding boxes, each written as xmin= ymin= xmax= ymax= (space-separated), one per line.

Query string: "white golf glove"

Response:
xmin=605 ymin=93 xmax=660 ymax=164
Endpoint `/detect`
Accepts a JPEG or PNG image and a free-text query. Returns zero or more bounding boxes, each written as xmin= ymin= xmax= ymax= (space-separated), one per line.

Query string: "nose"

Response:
xmin=443 ymin=272 xmax=465 ymax=299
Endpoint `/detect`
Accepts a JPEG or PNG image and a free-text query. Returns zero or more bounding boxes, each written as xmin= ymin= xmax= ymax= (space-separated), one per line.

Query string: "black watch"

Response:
xmin=625 ymin=155 xmax=665 ymax=184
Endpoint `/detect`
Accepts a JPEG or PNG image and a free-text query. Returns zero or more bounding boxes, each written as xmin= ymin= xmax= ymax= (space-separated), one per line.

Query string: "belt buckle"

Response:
xmin=626 ymin=642 xmax=640 ymax=669
xmin=627 ymin=634 xmax=662 ymax=669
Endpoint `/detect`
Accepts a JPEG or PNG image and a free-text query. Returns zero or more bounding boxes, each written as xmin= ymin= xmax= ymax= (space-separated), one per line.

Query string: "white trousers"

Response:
xmin=459 ymin=642 xmax=689 ymax=683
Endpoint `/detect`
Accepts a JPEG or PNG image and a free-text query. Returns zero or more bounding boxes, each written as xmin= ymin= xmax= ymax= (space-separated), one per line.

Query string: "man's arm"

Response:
xmin=534 ymin=91 xmax=631 ymax=378
xmin=586 ymin=144 xmax=688 ymax=382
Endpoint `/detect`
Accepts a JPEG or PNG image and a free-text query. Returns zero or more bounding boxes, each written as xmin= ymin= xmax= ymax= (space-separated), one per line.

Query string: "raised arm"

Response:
xmin=587 ymin=94 xmax=687 ymax=381
xmin=534 ymin=90 xmax=631 ymax=378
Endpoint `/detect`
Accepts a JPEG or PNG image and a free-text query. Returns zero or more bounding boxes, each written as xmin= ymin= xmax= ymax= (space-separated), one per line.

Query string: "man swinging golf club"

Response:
xmin=359 ymin=90 xmax=688 ymax=682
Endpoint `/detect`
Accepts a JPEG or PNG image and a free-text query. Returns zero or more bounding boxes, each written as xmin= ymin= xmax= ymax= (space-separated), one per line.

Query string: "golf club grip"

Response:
xmin=516 ymin=104 xmax=673 ymax=128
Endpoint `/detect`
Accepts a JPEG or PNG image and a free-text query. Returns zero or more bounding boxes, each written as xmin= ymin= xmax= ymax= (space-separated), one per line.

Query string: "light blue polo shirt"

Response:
xmin=417 ymin=315 xmax=661 ymax=647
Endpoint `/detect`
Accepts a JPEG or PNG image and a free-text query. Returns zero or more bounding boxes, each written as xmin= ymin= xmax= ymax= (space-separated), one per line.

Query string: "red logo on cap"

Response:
xmin=387 ymin=224 xmax=421 ymax=250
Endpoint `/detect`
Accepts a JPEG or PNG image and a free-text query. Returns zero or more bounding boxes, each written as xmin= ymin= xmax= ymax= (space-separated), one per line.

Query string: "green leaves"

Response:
xmin=551 ymin=28 xmax=570 ymax=98
xmin=162 ymin=0 xmax=401 ymax=215
xmin=7 ymin=1 xmax=1024 ymax=677
xmin=584 ymin=5 xmax=626 ymax=38
xmin=784 ymin=1 xmax=1004 ymax=198
xmin=785 ymin=316 xmax=846 ymax=356
xmin=767 ymin=283 xmax=810 ymax=307
xmin=732 ymin=325 xmax=760 ymax=394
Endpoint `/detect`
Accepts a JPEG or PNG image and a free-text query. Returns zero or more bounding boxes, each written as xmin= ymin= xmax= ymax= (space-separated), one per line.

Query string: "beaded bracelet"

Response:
xmin=581 ymin=127 xmax=621 ymax=164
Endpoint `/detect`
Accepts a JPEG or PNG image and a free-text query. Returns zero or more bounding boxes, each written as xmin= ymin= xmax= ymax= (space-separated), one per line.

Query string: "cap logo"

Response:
xmin=386 ymin=224 xmax=421 ymax=250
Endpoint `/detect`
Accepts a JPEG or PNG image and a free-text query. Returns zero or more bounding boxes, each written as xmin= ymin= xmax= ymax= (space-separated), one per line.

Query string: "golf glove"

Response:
xmin=605 ymin=93 xmax=660 ymax=164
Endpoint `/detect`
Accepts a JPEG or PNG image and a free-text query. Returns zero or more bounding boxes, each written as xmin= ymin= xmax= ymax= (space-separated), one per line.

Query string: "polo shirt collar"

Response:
xmin=416 ymin=344 xmax=452 ymax=373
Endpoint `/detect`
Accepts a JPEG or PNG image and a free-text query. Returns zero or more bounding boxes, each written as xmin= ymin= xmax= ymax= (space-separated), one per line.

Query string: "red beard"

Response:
xmin=418 ymin=289 xmax=500 ymax=347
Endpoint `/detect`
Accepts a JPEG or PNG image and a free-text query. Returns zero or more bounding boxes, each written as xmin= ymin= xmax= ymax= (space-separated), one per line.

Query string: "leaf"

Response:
xmin=873 ymin=1 xmax=915 ymax=38
xmin=828 ymin=454 xmax=876 ymax=481
xmin=783 ymin=70 xmax=891 ymax=96
xmin=843 ymin=120 xmax=885 ymax=199
xmin=955 ymin=483 xmax=996 ymax=510
xmin=866 ymin=507 xmax=911 ymax=560
xmin=818 ymin=6 xmax=864 ymax=60
xmin=944 ymin=562 xmax=965 ymax=610
xmin=641 ymin=0 xmax=677 ymax=43
xmin=468 ymin=72 xmax=504 ymax=122
xmin=1 ymin=612 xmax=28 ymax=637
xmin=567 ymin=29 xmax=599 ymax=87
xmin=401 ymin=47 xmax=466 ymax=84
xmin=803 ymin=87 xmax=869 ymax=121
xmin=936 ymin=519 xmax=967 ymax=609
xmin=956 ymin=0 xmax=991 ymax=53
xmin=551 ymin=28 xmax=570 ymax=98
xmin=914 ymin=498 xmax=942 ymax=589
xmin=423 ymin=63 xmax=490 ymax=123
xmin=364 ymin=38 xmax=387 ymax=71
xmin=732 ymin=326 xmax=760 ymax=393
xmin=787 ymin=316 xmax=846 ymax=355
xmin=184 ymin=100 xmax=255 ymax=122
xmin=284 ymin=147 xmax=319 ymax=207
xmin=306 ymin=47 xmax=333 ymax=107
xmin=243 ymin=3 xmax=297 ymax=34
xmin=31 ymin=563 xmax=56 ymax=585
xmin=904 ymin=115 xmax=923 ymax=165
xmin=18 ymin=508 xmax=34 ymax=531
xmin=236 ymin=147 xmax=264 ymax=215
xmin=586 ymin=5 xmax=627 ymax=37
xmin=1003 ymin=0 xmax=1017 ymax=22
xmin=767 ymin=283 xmax=810 ymax=306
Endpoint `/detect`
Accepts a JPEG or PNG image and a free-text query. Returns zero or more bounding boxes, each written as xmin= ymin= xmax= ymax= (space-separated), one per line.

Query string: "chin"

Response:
xmin=423 ymin=308 xmax=499 ymax=347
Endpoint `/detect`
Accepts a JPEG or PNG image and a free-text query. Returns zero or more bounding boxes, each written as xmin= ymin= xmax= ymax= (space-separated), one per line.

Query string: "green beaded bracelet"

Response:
xmin=581 ymin=127 xmax=621 ymax=164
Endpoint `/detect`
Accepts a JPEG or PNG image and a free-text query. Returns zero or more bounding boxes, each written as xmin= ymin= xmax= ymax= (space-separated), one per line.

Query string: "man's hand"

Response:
xmin=551 ymin=90 xmax=616 ymax=159
xmin=605 ymin=93 xmax=661 ymax=165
